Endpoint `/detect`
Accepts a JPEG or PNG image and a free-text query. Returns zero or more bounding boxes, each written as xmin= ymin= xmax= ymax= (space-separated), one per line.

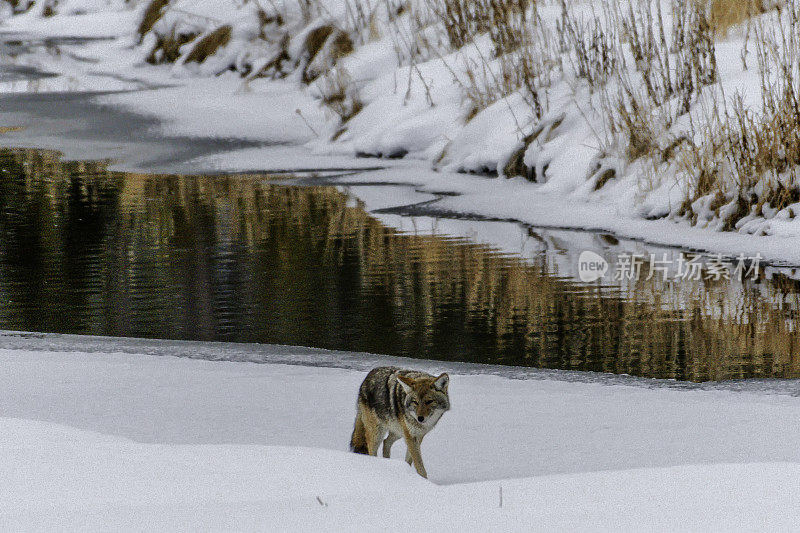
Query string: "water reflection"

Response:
xmin=0 ymin=147 xmax=798 ymax=382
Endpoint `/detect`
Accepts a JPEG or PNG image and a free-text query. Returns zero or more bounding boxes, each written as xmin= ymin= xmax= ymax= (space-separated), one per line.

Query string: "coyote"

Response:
xmin=350 ymin=366 xmax=450 ymax=478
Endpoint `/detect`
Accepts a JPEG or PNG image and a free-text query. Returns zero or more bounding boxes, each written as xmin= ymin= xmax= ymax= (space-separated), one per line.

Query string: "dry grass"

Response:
xmin=330 ymin=31 xmax=354 ymax=58
xmin=5 ymin=0 xmax=33 ymax=14
xmin=433 ymin=0 xmax=555 ymax=119
xmin=502 ymin=147 xmax=530 ymax=180
xmin=137 ymin=0 xmax=170 ymax=39
xmin=302 ymin=26 xmax=354 ymax=83
xmin=502 ymin=115 xmax=563 ymax=179
xmin=318 ymin=69 xmax=363 ymax=123
xmin=249 ymin=34 xmax=291 ymax=79
xmin=431 ymin=0 xmax=533 ymax=54
xmin=437 ymin=0 xmax=719 ymax=165
xmin=422 ymin=0 xmax=719 ymax=178
xmin=582 ymin=1 xmax=718 ymax=163
xmin=184 ymin=25 xmax=232 ymax=64
xmin=230 ymin=0 xmax=785 ymax=214
xmin=146 ymin=30 xmax=199 ymax=64
xmin=443 ymin=0 xmax=718 ymax=174
xmin=673 ymin=1 xmax=800 ymax=229
xmin=558 ymin=0 xmax=615 ymax=88
xmin=304 ymin=25 xmax=335 ymax=64
xmin=707 ymin=0 xmax=769 ymax=34
xmin=41 ymin=0 xmax=55 ymax=17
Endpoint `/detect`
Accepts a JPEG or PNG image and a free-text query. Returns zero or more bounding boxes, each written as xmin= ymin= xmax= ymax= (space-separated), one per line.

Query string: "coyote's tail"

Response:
xmin=350 ymin=409 xmax=368 ymax=454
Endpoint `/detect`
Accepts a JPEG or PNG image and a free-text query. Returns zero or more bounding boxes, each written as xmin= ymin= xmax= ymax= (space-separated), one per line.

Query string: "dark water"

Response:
xmin=1 ymin=147 xmax=799 ymax=382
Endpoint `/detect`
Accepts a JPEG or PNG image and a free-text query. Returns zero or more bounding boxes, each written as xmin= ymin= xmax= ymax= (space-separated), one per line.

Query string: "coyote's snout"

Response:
xmin=350 ymin=366 xmax=450 ymax=478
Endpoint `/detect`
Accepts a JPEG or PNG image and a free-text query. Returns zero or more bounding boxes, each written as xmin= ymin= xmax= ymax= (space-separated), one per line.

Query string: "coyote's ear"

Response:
xmin=397 ymin=375 xmax=415 ymax=393
xmin=434 ymin=373 xmax=449 ymax=393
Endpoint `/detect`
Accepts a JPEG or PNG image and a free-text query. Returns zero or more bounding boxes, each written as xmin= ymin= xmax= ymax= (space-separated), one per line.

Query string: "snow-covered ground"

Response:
xmin=7 ymin=418 xmax=800 ymax=531
xmin=1 ymin=334 xmax=800 ymax=529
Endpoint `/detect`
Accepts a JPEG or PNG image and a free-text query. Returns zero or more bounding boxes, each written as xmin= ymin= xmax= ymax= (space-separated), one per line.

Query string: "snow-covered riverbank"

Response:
xmin=2 ymin=335 xmax=800 ymax=530
xmin=3 ymin=1 xmax=800 ymax=267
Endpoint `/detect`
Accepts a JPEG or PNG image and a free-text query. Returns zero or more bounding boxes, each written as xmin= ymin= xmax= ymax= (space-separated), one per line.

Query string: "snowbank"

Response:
xmin=2 ymin=337 xmax=800 ymax=530
xmin=5 ymin=417 xmax=800 ymax=531
xmin=4 ymin=343 xmax=800 ymax=487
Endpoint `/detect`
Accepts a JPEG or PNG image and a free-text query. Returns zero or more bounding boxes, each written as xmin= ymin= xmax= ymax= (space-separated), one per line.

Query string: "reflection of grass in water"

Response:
xmin=4 ymin=147 xmax=800 ymax=382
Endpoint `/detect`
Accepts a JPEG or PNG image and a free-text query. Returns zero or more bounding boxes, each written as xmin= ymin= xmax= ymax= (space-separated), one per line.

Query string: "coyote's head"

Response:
xmin=397 ymin=373 xmax=450 ymax=426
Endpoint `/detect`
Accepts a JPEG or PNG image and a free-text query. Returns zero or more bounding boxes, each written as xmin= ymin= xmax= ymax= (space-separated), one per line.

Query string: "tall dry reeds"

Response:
xmin=673 ymin=0 xmax=799 ymax=229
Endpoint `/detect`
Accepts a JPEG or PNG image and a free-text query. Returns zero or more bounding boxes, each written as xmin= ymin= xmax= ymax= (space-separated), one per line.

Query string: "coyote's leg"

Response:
xmin=405 ymin=435 xmax=424 ymax=465
xmin=350 ymin=408 xmax=368 ymax=454
xmin=383 ymin=433 xmax=401 ymax=458
xmin=400 ymin=423 xmax=427 ymax=478
xmin=360 ymin=406 xmax=383 ymax=456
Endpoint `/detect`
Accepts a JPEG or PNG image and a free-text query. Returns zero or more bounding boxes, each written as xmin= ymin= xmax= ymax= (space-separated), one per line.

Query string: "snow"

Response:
xmin=188 ymin=144 xmax=409 ymax=172
xmin=5 ymin=418 xmax=800 ymax=532
xmin=95 ymin=77 xmax=329 ymax=143
xmin=0 ymin=8 xmax=137 ymax=38
xmin=6 ymin=418 xmax=800 ymax=532
xmin=3 ymin=339 xmax=800 ymax=484
xmin=2 ymin=335 xmax=800 ymax=530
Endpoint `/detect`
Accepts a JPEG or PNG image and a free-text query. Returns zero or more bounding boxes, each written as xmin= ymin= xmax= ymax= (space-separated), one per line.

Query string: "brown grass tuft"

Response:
xmin=319 ymin=69 xmax=363 ymax=123
xmin=502 ymin=147 xmax=529 ymax=180
xmin=442 ymin=0 xmax=554 ymax=119
xmin=304 ymin=25 xmax=335 ymax=63
xmin=593 ymin=168 xmax=616 ymax=190
xmin=432 ymin=0 xmax=534 ymax=54
xmin=146 ymin=30 xmax=198 ymax=64
xmin=6 ymin=0 xmax=34 ymax=13
xmin=138 ymin=0 xmax=170 ymax=39
xmin=302 ymin=27 xmax=354 ymax=83
xmin=184 ymin=25 xmax=232 ymax=64
xmin=330 ymin=31 xmax=354 ymax=60
xmin=707 ymin=0 xmax=767 ymax=34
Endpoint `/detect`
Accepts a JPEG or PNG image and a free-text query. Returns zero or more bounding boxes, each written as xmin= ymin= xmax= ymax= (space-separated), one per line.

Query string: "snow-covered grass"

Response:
xmin=2 ymin=338 xmax=800 ymax=530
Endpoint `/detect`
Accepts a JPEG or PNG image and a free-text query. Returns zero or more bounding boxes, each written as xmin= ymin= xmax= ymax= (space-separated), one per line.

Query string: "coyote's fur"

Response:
xmin=350 ymin=366 xmax=450 ymax=478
